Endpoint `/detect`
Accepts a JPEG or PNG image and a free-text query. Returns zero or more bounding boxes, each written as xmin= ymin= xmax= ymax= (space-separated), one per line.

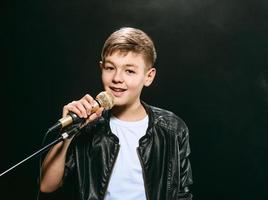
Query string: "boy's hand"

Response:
xmin=62 ymin=94 xmax=104 ymax=125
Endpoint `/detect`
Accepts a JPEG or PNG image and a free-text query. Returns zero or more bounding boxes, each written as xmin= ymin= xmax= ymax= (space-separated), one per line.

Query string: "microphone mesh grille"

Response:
xmin=96 ymin=91 xmax=115 ymax=110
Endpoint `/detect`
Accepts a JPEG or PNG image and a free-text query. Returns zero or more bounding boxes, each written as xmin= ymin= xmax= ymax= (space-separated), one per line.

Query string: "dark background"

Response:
xmin=2 ymin=0 xmax=268 ymax=199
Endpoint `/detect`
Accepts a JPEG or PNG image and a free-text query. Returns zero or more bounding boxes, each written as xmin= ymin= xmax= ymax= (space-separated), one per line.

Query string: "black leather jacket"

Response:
xmin=46 ymin=102 xmax=193 ymax=200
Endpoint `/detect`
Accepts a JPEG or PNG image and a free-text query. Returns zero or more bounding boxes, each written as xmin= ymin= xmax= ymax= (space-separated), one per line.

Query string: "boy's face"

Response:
xmin=100 ymin=50 xmax=156 ymax=108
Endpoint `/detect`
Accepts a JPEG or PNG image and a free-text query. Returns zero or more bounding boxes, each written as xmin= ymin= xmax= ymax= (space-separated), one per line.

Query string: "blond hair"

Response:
xmin=101 ymin=27 xmax=157 ymax=67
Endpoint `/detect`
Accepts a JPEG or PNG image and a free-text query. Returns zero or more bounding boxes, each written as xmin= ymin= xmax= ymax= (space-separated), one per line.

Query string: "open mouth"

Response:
xmin=109 ymin=87 xmax=127 ymax=96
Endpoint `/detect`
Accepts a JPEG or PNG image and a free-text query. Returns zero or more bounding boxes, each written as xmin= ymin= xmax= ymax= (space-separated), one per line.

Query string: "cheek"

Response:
xmin=127 ymin=77 xmax=145 ymax=90
xmin=101 ymin=77 xmax=109 ymax=89
xmin=101 ymin=73 xmax=110 ymax=83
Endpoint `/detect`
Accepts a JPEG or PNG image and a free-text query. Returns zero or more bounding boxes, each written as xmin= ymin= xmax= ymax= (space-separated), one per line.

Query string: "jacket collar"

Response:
xmin=100 ymin=101 xmax=155 ymax=135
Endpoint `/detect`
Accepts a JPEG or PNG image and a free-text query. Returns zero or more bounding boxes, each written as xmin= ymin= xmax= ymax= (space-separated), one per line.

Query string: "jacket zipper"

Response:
xmin=102 ymin=144 xmax=120 ymax=200
xmin=137 ymin=147 xmax=150 ymax=200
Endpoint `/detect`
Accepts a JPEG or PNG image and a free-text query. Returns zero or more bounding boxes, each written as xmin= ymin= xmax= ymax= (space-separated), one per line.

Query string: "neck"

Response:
xmin=111 ymin=101 xmax=147 ymax=121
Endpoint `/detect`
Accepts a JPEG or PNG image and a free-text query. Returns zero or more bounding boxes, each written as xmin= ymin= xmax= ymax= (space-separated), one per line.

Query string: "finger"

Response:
xmin=84 ymin=94 xmax=95 ymax=105
xmin=62 ymin=105 xmax=69 ymax=117
xmin=84 ymin=107 xmax=104 ymax=124
xmin=80 ymin=98 xmax=93 ymax=116
xmin=65 ymin=104 xmax=83 ymax=118
xmin=88 ymin=113 xmax=98 ymax=122
xmin=62 ymin=101 xmax=82 ymax=117
xmin=74 ymin=101 xmax=88 ymax=118
xmin=95 ymin=107 xmax=104 ymax=117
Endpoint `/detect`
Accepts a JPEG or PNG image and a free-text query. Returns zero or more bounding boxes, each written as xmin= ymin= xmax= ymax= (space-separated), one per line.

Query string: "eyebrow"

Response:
xmin=104 ymin=60 xmax=138 ymax=68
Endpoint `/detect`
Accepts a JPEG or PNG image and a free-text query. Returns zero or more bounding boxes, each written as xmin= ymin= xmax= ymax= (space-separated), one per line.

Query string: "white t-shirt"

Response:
xmin=104 ymin=115 xmax=149 ymax=200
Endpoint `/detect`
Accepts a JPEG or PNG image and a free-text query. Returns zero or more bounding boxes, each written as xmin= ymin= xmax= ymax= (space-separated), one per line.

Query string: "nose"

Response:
xmin=112 ymin=70 xmax=123 ymax=83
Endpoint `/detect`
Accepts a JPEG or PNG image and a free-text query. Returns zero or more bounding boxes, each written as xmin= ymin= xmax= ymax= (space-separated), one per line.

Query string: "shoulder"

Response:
xmin=144 ymin=103 xmax=189 ymax=136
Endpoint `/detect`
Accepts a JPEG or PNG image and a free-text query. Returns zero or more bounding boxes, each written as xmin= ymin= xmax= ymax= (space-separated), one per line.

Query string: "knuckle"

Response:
xmin=85 ymin=94 xmax=94 ymax=101
xmin=81 ymin=99 xmax=88 ymax=105
xmin=84 ymin=94 xmax=90 ymax=98
xmin=68 ymin=101 xmax=77 ymax=107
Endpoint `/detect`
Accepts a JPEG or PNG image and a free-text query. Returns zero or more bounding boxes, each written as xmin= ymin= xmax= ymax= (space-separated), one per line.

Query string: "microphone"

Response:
xmin=47 ymin=91 xmax=114 ymax=133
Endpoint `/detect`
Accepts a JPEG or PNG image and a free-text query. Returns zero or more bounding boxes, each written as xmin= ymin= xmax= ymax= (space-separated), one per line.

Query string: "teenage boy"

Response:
xmin=39 ymin=27 xmax=193 ymax=200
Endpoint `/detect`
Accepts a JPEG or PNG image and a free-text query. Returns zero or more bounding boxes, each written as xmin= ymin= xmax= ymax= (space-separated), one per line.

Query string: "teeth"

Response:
xmin=112 ymin=87 xmax=125 ymax=92
xmin=114 ymin=89 xmax=123 ymax=92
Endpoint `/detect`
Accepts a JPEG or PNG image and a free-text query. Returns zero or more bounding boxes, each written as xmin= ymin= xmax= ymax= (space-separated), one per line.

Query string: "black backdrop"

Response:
xmin=2 ymin=0 xmax=268 ymax=199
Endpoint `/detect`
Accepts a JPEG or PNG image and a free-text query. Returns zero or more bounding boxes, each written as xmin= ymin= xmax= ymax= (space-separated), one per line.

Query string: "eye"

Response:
xmin=126 ymin=69 xmax=135 ymax=74
xmin=103 ymin=65 xmax=114 ymax=71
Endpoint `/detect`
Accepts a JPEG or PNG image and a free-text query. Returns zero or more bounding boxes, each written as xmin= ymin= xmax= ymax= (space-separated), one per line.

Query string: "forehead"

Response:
xmin=104 ymin=50 xmax=150 ymax=69
xmin=104 ymin=50 xmax=144 ymax=64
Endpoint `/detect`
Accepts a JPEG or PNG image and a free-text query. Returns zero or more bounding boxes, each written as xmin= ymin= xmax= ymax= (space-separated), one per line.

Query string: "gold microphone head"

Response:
xmin=95 ymin=91 xmax=115 ymax=110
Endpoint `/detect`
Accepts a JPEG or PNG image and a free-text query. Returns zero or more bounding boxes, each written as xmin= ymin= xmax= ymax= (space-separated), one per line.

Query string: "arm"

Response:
xmin=39 ymin=94 xmax=104 ymax=193
xmin=39 ymin=138 xmax=72 ymax=193
xmin=178 ymin=127 xmax=193 ymax=200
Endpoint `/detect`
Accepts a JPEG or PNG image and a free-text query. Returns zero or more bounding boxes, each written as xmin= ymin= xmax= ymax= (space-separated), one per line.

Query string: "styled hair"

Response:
xmin=101 ymin=27 xmax=157 ymax=67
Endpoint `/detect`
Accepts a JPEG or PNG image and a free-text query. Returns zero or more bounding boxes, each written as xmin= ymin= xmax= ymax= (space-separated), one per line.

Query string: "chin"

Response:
xmin=113 ymin=98 xmax=130 ymax=107
xmin=113 ymin=100 xmax=126 ymax=107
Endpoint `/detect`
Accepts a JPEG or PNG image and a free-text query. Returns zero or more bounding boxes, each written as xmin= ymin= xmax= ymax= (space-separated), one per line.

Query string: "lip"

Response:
xmin=109 ymin=86 xmax=127 ymax=96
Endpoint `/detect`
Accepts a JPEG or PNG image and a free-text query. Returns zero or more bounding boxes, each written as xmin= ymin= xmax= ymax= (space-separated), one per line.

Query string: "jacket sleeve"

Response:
xmin=177 ymin=126 xmax=193 ymax=200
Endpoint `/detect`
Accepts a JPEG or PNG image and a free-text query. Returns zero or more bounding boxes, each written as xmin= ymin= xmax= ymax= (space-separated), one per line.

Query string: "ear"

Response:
xmin=144 ymin=67 xmax=156 ymax=87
